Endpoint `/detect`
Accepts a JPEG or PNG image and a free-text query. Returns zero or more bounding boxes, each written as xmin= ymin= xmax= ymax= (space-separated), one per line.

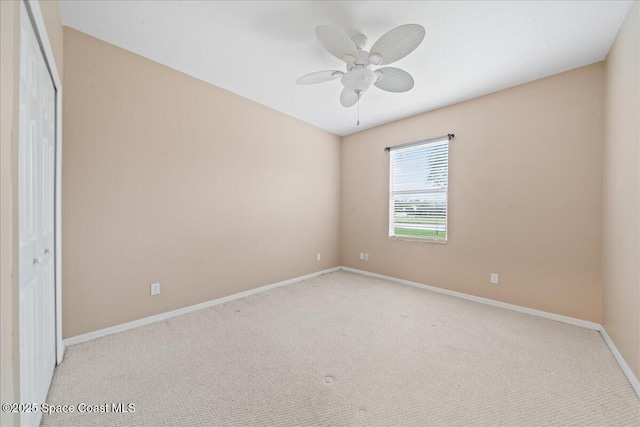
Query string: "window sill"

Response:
xmin=389 ymin=235 xmax=448 ymax=245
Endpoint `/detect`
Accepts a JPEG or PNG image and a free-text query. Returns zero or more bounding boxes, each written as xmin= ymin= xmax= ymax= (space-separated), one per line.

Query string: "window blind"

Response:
xmin=389 ymin=137 xmax=449 ymax=242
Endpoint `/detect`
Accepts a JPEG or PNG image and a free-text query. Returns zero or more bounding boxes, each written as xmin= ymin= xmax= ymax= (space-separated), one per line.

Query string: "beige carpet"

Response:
xmin=43 ymin=271 xmax=639 ymax=426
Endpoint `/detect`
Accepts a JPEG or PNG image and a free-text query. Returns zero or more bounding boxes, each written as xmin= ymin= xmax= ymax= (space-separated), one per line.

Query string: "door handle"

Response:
xmin=33 ymin=257 xmax=41 ymax=265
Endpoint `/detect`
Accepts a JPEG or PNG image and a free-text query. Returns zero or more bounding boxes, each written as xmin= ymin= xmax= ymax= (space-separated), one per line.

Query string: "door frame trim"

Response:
xmin=21 ymin=0 xmax=64 ymax=365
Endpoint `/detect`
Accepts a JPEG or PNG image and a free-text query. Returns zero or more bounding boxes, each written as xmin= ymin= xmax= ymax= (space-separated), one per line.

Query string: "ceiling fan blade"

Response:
xmin=296 ymin=70 xmax=344 ymax=85
xmin=374 ymin=67 xmax=414 ymax=93
xmin=369 ymin=24 xmax=425 ymax=65
xmin=340 ymin=87 xmax=359 ymax=108
xmin=315 ymin=25 xmax=358 ymax=62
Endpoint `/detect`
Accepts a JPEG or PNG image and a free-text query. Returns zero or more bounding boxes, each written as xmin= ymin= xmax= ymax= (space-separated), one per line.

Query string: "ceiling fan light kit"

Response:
xmin=341 ymin=68 xmax=377 ymax=93
xmin=297 ymin=23 xmax=425 ymax=124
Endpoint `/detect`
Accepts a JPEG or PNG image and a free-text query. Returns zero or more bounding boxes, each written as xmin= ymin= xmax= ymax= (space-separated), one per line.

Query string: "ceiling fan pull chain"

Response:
xmin=357 ymin=91 xmax=361 ymax=126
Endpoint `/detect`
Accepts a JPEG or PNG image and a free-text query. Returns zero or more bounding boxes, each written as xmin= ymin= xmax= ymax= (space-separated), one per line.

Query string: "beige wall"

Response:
xmin=341 ymin=63 xmax=604 ymax=322
xmin=40 ymin=0 xmax=64 ymax=81
xmin=62 ymin=28 xmax=341 ymax=338
xmin=603 ymin=2 xmax=640 ymax=380
xmin=1 ymin=1 xmax=63 ymax=425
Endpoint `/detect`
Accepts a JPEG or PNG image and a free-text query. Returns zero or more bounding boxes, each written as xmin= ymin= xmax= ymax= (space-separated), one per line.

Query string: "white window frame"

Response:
xmin=387 ymin=135 xmax=451 ymax=244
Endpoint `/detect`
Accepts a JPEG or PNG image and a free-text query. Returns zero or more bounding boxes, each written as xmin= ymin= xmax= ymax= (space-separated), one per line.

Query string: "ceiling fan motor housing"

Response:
xmin=341 ymin=68 xmax=377 ymax=93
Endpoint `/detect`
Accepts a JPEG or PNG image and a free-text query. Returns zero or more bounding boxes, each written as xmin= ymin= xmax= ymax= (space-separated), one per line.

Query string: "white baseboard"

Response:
xmin=62 ymin=264 xmax=639 ymax=400
xmin=599 ymin=328 xmax=640 ymax=398
xmin=340 ymin=266 xmax=601 ymax=330
xmin=341 ymin=266 xmax=640 ymax=399
xmin=63 ymin=267 xmax=340 ymax=346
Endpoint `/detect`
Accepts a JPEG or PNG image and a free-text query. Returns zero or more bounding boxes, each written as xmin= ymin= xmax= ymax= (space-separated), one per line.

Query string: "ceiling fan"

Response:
xmin=297 ymin=24 xmax=426 ymax=109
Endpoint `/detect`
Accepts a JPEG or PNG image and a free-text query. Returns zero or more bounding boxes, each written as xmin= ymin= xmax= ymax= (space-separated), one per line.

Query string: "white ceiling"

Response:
xmin=59 ymin=1 xmax=632 ymax=136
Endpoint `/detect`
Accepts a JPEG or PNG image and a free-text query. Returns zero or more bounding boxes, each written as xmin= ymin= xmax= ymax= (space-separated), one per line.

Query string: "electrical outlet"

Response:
xmin=316 ymin=253 xmax=321 ymax=261
xmin=365 ymin=253 xmax=369 ymax=261
xmin=151 ymin=282 xmax=160 ymax=296
xmin=490 ymin=274 xmax=499 ymax=284
xmin=360 ymin=253 xmax=365 ymax=260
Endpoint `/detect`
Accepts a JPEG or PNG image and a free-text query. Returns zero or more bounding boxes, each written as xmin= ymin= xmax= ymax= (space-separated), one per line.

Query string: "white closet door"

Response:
xmin=18 ymin=2 xmax=57 ymax=426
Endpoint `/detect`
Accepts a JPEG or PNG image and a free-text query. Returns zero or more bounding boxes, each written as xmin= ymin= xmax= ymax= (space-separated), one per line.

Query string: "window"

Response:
xmin=388 ymin=136 xmax=449 ymax=242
